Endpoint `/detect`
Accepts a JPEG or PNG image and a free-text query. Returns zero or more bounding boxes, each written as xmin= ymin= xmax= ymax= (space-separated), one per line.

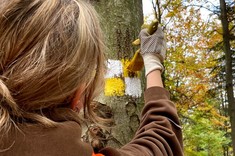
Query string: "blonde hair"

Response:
xmin=0 ymin=0 xmax=106 ymax=132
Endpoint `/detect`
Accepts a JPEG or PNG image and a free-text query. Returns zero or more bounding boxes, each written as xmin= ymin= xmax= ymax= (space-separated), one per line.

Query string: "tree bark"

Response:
xmin=93 ymin=0 xmax=143 ymax=148
xmin=219 ymin=0 xmax=235 ymax=155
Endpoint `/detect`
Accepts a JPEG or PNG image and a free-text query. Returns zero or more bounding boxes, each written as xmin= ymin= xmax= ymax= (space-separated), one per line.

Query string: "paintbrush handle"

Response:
xmin=147 ymin=19 xmax=158 ymax=35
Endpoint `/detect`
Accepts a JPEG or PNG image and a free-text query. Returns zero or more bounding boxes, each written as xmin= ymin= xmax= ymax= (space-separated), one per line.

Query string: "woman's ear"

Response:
xmin=71 ymin=85 xmax=86 ymax=111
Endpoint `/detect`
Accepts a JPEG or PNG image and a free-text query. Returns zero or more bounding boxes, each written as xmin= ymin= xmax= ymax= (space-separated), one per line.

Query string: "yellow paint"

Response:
xmin=121 ymin=59 xmax=140 ymax=78
xmin=105 ymin=78 xmax=125 ymax=96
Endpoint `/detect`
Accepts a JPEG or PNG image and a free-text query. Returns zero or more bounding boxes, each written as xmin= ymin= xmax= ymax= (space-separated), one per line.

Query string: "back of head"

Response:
xmin=0 ymin=0 xmax=106 ymax=132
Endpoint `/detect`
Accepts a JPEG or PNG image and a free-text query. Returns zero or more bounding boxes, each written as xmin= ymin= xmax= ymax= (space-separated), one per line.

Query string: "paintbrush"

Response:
xmin=127 ymin=19 xmax=158 ymax=72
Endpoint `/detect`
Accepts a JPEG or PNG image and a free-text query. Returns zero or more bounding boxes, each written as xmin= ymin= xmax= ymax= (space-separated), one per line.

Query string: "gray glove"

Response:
xmin=139 ymin=26 xmax=166 ymax=76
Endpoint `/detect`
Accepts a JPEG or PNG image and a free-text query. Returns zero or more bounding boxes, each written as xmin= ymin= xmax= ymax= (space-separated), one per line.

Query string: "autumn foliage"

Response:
xmin=146 ymin=0 xmax=234 ymax=155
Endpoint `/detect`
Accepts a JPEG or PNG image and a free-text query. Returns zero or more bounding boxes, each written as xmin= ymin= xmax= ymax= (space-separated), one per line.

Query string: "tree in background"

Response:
xmin=219 ymin=0 xmax=235 ymax=155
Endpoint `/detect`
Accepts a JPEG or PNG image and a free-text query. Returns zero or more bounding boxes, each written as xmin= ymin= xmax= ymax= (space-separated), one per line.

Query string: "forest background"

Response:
xmin=86 ymin=0 xmax=235 ymax=156
xmin=142 ymin=0 xmax=235 ymax=156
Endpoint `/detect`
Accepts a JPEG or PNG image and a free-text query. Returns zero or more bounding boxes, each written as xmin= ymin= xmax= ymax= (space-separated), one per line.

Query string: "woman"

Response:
xmin=0 ymin=0 xmax=183 ymax=155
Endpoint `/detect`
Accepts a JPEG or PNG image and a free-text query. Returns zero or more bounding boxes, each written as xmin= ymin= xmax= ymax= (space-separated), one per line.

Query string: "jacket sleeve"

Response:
xmin=99 ymin=87 xmax=184 ymax=156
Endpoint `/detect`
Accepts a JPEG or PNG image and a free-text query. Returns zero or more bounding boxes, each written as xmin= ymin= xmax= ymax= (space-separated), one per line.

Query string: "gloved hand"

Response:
xmin=139 ymin=26 xmax=166 ymax=76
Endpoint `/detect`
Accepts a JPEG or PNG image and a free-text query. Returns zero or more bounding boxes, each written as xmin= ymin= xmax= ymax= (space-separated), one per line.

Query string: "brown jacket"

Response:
xmin=1 ymin=87 xmax=183 ymax=156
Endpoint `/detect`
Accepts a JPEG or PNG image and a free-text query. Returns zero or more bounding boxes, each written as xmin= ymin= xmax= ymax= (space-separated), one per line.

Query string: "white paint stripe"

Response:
xmin=105 ymin=59 xmax=123 ymax=78
xmin=125 ymin=77 xmax=142 ymax=98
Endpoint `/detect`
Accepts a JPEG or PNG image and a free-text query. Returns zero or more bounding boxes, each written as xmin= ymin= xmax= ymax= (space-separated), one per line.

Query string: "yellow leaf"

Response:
xmin=166 ymin=11 xmax=175 ymax=18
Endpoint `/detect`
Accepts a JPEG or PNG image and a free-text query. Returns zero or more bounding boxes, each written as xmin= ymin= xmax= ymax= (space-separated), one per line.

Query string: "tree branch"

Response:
xmin=186 ymin=4 xmax=220 ymax=16
xmin=229 ymin=35 xmax=235 ymax=40
xmin=229 ymin=25 xmax=235 ymax=33
xmin=152 ymin=0 xmax=162 ymax=23
xmin=151 ymin=0 xmax=157 ymax=19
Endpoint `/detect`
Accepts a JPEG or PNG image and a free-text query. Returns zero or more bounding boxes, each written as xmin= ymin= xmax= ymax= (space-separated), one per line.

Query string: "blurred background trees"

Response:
xmin=146 ymin=0 xmax=234 ymax=155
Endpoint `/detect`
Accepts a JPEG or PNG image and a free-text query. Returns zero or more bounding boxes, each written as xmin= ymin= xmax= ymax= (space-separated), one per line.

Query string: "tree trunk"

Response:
xmin=93 ymin=0 xmax=144 ymax=148
xmin=219 ymin=0 xmax=235 ymax=155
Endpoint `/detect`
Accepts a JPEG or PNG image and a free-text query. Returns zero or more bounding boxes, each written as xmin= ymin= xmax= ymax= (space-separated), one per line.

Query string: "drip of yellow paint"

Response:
xmin=122 ymin=59 xmax=140 ymax=78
